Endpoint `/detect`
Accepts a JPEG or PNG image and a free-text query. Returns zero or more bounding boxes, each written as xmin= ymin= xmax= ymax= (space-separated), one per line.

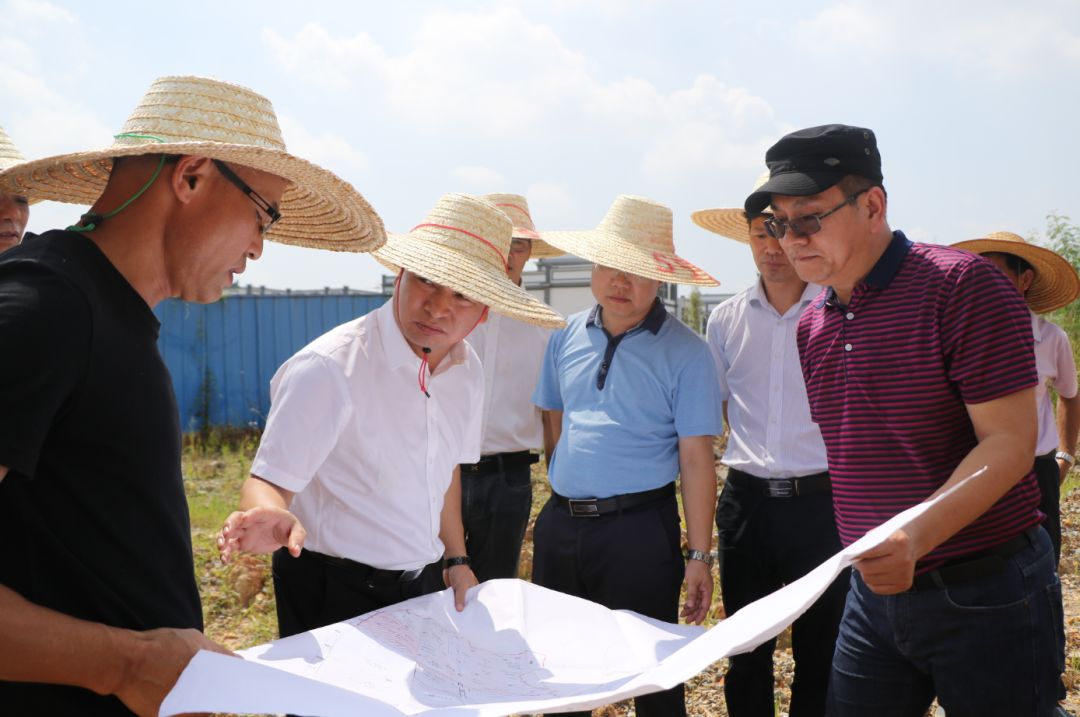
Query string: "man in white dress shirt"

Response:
xmin=694 ymin=181 xmax=848 ymax=717
xmin=218 ymin=194 xmax=564 ymax=637
xmin=459 ymin=194 xmax=560 ymax=581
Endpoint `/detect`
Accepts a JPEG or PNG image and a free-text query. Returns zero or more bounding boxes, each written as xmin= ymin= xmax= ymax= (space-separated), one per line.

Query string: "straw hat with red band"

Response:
xmin=691 ymin=171 xmax=772 ymax=243
xmin=542 ymin=194 xmax=719 ymax=286
xmin=373 ymin=193 xmax=565 ymax=329
xmin=952 ymin=231 xmax=1080 ymax=314
xmin=0 ymin=75 xmax=385 ymax=252
xmin=481 ymin=193 xmax=563 ymax=258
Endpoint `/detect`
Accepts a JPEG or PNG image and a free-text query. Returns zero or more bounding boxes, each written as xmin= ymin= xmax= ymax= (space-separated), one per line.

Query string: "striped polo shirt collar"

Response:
xmin=819 ymin=230 xmax=913 ymax=309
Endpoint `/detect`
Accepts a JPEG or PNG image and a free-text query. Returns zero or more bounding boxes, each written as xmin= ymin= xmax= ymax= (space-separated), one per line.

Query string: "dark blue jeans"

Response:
xmin=828 ymin=527 xmax=1065 ymax=717
xmin=461 ymin=463 xmax=533 ymax=582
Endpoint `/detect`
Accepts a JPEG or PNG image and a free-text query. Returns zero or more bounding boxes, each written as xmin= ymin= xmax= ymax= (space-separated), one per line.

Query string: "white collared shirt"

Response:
xmin=1032 ymin=312 xmax=1078 ymax=455
xmin=467 ymin=312 xmax=551 ymax=454
xmin=250 ymin=300 xmax=484 ymax=570
xmin=706 ymin=279 xmax=828 ymax=479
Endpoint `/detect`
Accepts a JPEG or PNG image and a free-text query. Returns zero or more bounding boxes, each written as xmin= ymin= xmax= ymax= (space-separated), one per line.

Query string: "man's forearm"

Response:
xmin=239 ymin=474 xmax=294 ymax=511
xmin=909 ymin=433 xmax=1034 ymax=559
xmin=0 ymin=583 xmax=130 ymax=695
xmin=1056 ymin=394 xmax=1080 ymax=456
xmin=678 ymin=435 xmax=718 ymax=554
xmin=439 ymin=468 xmax=468 ymax=557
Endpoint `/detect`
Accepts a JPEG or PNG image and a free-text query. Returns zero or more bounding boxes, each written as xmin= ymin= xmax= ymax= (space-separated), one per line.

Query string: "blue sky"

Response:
xmin=4 ymin=0 xmax=1078 ymax=295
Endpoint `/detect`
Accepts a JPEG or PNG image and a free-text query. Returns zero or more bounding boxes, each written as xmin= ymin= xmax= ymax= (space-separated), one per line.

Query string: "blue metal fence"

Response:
xmin=154 ymin=291 xmax=387 ymax=430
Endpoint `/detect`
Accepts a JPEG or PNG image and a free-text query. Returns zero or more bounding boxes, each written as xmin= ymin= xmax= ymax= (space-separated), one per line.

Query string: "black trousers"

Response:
xmin=461 ymin=459 xmax=534 ymax=581
xmin=1034 ymin=451 xmax=1062 ymax=565
xmin=531 ymin=491 xmax=686 ymax=717
xmin=716 ymin=469 xmax=849 ymax=717
xmin=271 ymin=548 xmax=444 ymax=638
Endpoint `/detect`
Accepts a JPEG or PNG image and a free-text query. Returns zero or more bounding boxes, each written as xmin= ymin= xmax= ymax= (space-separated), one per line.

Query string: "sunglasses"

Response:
xmin=764 ymin=187 xmax=870 ymax=240
xmin=212 ymin=159 xmax=282 ymax=235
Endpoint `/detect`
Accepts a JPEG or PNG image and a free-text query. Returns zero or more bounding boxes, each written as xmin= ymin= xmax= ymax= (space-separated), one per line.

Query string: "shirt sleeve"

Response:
xmin=532 ymin=325 xmax=565 ymax=411
xmin=459 ymin=358 xmax=484 ymax=464
xmin=250 ymin=352 xmax=353 ymax=493
xmin=941 ymin=258 xmax=1038 ymax=404
xmin=673 ymin=338 xmax=725 ymax=437
xmin=705 ymin=306 xmax=732 ymax=401
xmin=0 ymin=264 xmax=91 ymax=477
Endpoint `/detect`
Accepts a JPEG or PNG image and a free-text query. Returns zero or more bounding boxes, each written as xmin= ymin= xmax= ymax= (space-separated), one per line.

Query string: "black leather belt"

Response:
xmin=311 ymin=551 xmax=425 ymax=585
xmin=553 ymin=482 xmax=676 ymax=518
xmin=909 ymin=527 xmax=1040 ymax=591
xmin=729 ymin=470 xmax=831 ymax=498
xmin=461 ymin=450 xmax=540 ymax=475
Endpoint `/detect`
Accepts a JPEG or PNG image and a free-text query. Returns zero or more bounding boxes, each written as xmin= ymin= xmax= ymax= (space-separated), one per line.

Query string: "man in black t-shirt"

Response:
xmin=0 ymin=76 xmax=384 ymax=716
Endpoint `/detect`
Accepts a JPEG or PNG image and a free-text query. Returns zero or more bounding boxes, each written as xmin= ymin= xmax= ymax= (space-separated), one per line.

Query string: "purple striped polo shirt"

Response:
xmin=798 ymin=231 xmax=1042 ymax=571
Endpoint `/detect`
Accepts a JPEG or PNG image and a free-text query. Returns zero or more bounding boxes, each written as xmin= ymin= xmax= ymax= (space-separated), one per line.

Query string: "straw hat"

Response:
xmin=952 ymin=231 xmax=1080 ymax=314
xmin=0 ymin=76 xmax=384 ymax=252
xmin=373 ymin=193 xmax=565 ymax=328
xmin=481 ymin=193 xmax=563 ymax=258
xmin=542 ymin=195 xmax=718 ymax=286
xmin=691 ymin=171 xmax=772 ymax=243
xmin=0 ymin=125 xmax=26 ymax=172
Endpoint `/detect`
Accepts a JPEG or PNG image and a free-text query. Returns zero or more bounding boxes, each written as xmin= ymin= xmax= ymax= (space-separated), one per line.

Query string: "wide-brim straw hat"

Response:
xmin=0 ymin=125 xmax=42 ymax=205
xmin=0 ymin=125 xmax=26 ymax=172
xmin=0 ymin=76 xmax=384 ymax=252
xmin=691 ymin=171 xmax=772 ymax=243
xmin=373 ymin=193 xmax=565 ymax=328
xmin=952 ymin=231 xmax=1080 ymax=313
xmin=481 ymin=193 xmax=563 ymax=258
xmin=542 ymin=195 xmax=718 ymax=286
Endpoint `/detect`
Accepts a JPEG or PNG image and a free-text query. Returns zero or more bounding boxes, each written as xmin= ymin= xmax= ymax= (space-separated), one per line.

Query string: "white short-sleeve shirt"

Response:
xmin=706 ymin=280 xmax=828 ymax=479
xmin=250 ymin=300 xmax=484 ymax=570
xmin=1032 ymin=312 xmax=1078 ymax=456
xmin=467 ymin=312 xmax=551 ymax=454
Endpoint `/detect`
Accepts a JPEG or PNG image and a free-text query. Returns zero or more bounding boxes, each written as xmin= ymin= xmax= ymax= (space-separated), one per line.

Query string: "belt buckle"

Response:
xmin=399 ymin=567 xmax=424 ymax=582
xmin=766 ymin=480 xmax=794 ymax=498
xmin=568 ymin=498 xmax=600 ymax=517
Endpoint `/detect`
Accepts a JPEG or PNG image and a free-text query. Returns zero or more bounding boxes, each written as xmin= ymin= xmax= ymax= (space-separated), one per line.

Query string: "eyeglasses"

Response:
xmin=212 ymin=159 xmax=282 ymax=235
xmin=763 ymin=187 xmax=870 ymax=240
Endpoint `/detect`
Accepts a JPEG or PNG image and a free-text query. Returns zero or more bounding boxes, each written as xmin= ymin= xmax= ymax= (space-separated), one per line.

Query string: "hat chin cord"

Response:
xmin=68 ymin=133 xmax=167 ymax=233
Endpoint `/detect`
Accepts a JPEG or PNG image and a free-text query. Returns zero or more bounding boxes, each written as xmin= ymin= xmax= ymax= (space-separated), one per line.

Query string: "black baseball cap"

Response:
xmin=744 ymin=124 xmax=882 ymax=214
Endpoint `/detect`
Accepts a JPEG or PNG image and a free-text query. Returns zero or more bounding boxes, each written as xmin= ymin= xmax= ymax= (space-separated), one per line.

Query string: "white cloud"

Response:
xmin=262 ymin=8 xmax=786 ymax=183
xmin=535 ymin=0 xmax=660 ymax=17
xmin=0 ymin=1 xmax=109 ymax=157
xmin=278 ymin=115 xmax=368 ymax=175
xmin=797 ymin=1 xmax=1080 ymax=74
xmin=7 ymin=0 xmax=75 ymax=24
xmin=451 ymin=165 xmax=508 ymax=189
xmin=525 ymin=181 xmax=574 ymax=225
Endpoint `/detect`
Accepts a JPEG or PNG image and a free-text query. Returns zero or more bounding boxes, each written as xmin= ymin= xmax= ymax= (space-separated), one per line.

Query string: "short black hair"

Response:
xmin=110 ymin=153 xmax=181 ymax=171
xmin=742 ymin=210 xmax=771 ymax=228
xmin=837 ymin=174 xmax=887 ymax=199
xmin=984 ymin=251 xmax=1034 ymax=277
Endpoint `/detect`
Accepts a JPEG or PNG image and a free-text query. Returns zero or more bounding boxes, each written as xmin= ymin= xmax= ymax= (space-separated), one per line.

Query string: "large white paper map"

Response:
xmin=162 ymin=481 xmax=949 ymax=716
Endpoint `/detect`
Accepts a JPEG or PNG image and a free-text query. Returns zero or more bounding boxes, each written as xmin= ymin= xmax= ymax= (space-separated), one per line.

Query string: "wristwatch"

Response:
xmin=1056 ymin=451 xmax=1076 ymax=467
xmin=443 ymin=555 xmax=471 ymax=569
xmin=686 ymin=549 xmax=714 ymax=567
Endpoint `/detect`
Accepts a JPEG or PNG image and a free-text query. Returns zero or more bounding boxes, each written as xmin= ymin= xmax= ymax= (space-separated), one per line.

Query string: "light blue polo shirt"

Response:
xmin=533 ymin=299 xmax=723 ymax=499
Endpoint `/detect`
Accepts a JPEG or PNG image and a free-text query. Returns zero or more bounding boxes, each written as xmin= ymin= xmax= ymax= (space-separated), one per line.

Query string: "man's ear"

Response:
xmin=1018 ymin=268 xmax=1036 ymax=295
xmin=865 ymin=185 xmax=888 ymax=229
xmin=170 ymin=156 xmax=214 ymax=204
